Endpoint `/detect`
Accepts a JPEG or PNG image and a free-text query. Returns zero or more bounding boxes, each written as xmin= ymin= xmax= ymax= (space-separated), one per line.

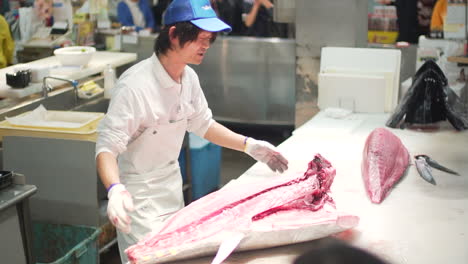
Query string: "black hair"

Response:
xmin=154 ymin=22 xmax=218 ymax=55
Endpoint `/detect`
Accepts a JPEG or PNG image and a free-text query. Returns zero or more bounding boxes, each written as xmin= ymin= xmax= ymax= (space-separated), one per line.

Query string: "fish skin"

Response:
xmin=386 ymin=60 xmax=468 ymax=131
xmin=427 ymin=160 xmax=459 ymax=175
xmin=361 ymin=128 xmax=410 ymax=203
xmin=414 ymin=157 xmax=436 ymax=185
xmin=126 ymin=154 xmax=358 ymax=263
xmin=415 ymin=155 xmax=459 ymax=175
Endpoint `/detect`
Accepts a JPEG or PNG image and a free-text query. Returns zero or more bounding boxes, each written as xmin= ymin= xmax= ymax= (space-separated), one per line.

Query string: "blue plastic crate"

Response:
xmin=179 ymin=133 xmax=221 ymax=200
xmin=33 ymin=222 xmax=101 ymax=264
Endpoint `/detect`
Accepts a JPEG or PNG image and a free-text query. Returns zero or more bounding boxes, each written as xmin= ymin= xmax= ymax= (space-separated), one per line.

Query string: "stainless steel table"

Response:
xmin=0 ymin=184 xmax=37 ymax=264
xmin=172 ymin=111 xmax=468 ymax=264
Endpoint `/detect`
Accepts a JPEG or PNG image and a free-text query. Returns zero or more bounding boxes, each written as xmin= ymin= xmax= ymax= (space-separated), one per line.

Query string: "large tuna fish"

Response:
xmin=361 ymin=128 xmax=410 ymax=203
xmin=126 ymin=154 xmax=359 ymax=264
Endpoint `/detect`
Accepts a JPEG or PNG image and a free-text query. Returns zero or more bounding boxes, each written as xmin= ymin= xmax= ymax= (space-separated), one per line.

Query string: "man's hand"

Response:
xmin=107 ymin=184 xmax=134 ymax=233
xmin=244 ymin=137 xmax=288 ymax=173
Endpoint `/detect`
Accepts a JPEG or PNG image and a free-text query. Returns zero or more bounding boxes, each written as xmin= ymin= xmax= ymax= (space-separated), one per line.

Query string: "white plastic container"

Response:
xmin=29 ymin=66 xmax=51 ymax=83
xmin=54 ymin=46 xmax=96 ymax=67
xmin=104 ymin=64 xmax=116 ymax=99
xmin=318 ymin=47 xmax=401 ymax=113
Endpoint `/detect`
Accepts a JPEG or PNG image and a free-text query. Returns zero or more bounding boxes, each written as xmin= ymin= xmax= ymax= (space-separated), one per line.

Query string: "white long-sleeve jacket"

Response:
xmin=96 ymin=53 xmax=214 ymax=175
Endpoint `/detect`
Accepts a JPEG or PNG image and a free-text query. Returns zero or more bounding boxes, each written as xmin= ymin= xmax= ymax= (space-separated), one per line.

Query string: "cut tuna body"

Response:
xmin=126 ymin=154 xmax=359 ymax=264
xmin=361 ymin=128 xmax=410 ymax=203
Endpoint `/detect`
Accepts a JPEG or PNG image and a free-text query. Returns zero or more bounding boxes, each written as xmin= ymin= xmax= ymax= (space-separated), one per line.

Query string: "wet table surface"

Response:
xmin=150 ymin=112 xmax=468 ymax=264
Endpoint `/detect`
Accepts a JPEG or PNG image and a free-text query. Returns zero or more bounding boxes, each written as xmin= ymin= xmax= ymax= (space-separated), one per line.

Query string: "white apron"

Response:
xmin=116 ymin=103 xmax=191 ymax=263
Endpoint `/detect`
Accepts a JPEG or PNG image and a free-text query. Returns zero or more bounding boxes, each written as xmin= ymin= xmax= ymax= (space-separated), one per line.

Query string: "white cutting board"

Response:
xmin=319 ymin=47 xmax=401 ymax=112
xmin=318 ymin=72 xmax=387 ymax=113
xmin=320 ymin=47 xmax=401 ymax=73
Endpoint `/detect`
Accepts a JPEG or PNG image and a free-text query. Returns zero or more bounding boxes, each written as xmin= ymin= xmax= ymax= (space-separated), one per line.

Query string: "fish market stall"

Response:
xmin=159 ymin=111 xmax=468 ymax=264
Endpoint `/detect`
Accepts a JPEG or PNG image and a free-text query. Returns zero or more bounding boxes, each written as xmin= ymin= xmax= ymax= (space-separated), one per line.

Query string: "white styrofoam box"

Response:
xmin=320 ymin=47 xmax=401 ymax=73
xmin=319 ymin=47 xmax=401 ymax=112
xmin=318 ymin=72 xmax=386 ymax=113
xmin=417 ymin=36 xmax=465 ymax=84
xmin=321 ymin=69 xmax=395 ymax=112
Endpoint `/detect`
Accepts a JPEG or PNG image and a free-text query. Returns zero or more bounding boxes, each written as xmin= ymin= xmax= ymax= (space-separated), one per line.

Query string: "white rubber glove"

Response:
xmin=107 ymin=183 xmax=134 ymax=233
xmin=244 ymin=137 xmax=289 ymax=173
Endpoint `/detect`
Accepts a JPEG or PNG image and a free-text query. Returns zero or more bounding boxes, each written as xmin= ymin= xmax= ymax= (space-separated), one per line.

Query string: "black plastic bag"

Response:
xmin=386 ymin=60 xmax=468 ymax=130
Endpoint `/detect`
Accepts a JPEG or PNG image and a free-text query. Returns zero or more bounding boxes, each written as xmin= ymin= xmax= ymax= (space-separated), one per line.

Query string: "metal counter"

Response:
xmin=0 ymin=184 xmax=37 ymax=264
xmin=192 ymin=37 xmax=296 ymax=126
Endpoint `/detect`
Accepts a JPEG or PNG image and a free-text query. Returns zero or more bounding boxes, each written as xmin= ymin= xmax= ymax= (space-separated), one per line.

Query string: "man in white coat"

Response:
xmin=95 ymin=0 xmax=289 ymax=262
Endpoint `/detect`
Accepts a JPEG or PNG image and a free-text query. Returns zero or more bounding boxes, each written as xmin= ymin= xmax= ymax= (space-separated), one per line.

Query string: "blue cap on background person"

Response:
xmin=163 ymin=0 xmax=232 ymax=32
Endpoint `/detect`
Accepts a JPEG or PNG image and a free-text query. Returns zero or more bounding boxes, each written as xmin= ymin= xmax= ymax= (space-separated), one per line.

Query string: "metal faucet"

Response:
xmin=42 ymin=76 xmax=79 ymax=105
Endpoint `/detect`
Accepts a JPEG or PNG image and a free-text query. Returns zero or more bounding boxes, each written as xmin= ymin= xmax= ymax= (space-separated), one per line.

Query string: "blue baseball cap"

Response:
xmin=163 ymin=0 xmax=232 ymax=33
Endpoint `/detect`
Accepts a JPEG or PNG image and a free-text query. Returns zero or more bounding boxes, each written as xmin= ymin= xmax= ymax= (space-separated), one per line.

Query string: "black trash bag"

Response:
xmin=386 ymin=60 xmax=468 ymax=130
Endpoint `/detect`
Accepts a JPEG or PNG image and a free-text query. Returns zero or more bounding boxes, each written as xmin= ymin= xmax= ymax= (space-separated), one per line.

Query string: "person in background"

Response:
xmin=212 ymin=0 xmax=244 ymax=35
xmin=393 ymin=0 xmax=435 ymax=43
xmin=242 ymin=0 xmax=286 ymax=37
xmin=389 ymin=0 xmax=418 ymax=43
xmin=152 ymin=0 xmax=171 ymax=32
xmin=430 ymin=0 xmax=447 ymax=32
xmin=375 ymin=0 xmax=435 ymax=43
xmin=417 ymin=0 xmax=437 ymax=37
xmin=0 ymin=15 xmax=14 ymax=68
xmin=0 ymin=0 xmax=10 ymax=15
xmin=96 ymin=0 xmax=289 ymax=262
xmin=117 ymin=0 xmax=155 ymax=32
xmin=34 ymin=0 xmax=54 ymax=26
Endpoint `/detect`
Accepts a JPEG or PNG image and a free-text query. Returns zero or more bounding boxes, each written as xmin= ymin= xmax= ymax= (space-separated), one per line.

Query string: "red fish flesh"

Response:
xmin=126 ymin=154 xmax=359 ymax=264
xmin=361 ymin=128 xmax=410 ymax=203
